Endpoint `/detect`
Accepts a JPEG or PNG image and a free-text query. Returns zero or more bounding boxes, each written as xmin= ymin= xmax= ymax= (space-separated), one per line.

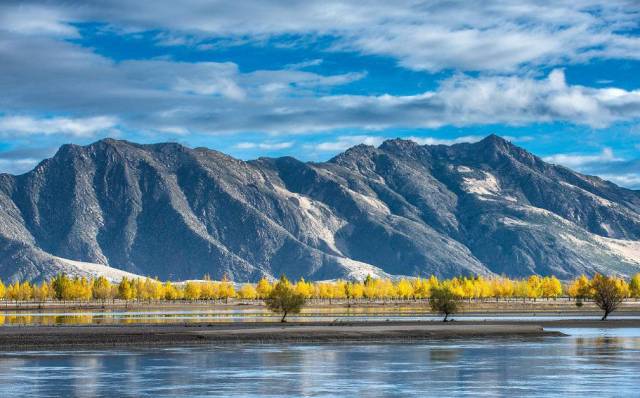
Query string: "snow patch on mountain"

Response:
xmin=335 ymin=257 xmax=390 ymax=280
xmin=462 ymin=171 xmax=501 ymax=198
xmin=349 ymin=189 xmax=391 ymax=214
xmin=275 ymin=185 xmax=346 ymax=254
xmin=594 ymin=237 xmax=640 ymax=265
xmin=559 ymin=181 xmax=615 ymax=207
xmin=499 ymin=217 xmax=530 ymax=228
xmin=53 ymin=256 xmax=143 ymax=282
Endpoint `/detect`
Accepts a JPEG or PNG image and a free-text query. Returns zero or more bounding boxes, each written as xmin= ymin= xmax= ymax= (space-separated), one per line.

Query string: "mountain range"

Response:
xmin=0 ymin=134 xmax=639 ymax=282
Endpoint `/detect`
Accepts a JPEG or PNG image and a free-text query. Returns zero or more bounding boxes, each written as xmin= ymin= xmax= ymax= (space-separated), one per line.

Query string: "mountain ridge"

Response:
xmin=0 ymin=135 xmax=639 ymax=282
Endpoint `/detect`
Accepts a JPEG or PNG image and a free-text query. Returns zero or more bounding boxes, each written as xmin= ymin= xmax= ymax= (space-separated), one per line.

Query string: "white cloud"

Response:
xmin=541 ymin=150 xmax=640 ymax=189
xmin=285 ymin=59 xmax=323 ymax=69
xmin=235 ymin=141 xmax=294 ymax=150
xmin=314 ymin=135 xmax=385 ymax=151
xmin=0 ymin=158 xmax=41 ymax=175
xmin=0 ymin=3 xmax=638 ymax=137
xmin=599 ymin=173 xmax=640 ymax=189
xmin=1 ymin=29 xmax=639 ymax=136
xmin=406 ymin=135 xmax=484 ymax=146
xmin=4 ymin=1 xmax=638 ymax=72
xmin=544 ymin=148 xmax=621 ymax=168
xmin=0 ymin=4 xmax=79 ymax=37
xmin=0 ymin=1 xmax=638 ymax=187
xmin=0 ymin=115 xmax=118 ymax=137
xmin=175 ymin=76 xmax=246 ymax=100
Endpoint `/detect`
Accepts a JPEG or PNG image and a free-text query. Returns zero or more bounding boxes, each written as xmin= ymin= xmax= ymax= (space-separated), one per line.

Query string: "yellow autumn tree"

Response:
xmin=332 ymin=280 xmax=347 ymax=300
xmin=33 ymin=281 xmax=54 ymax=301
xmin=6 ymin=281 xmax=32 ymax=301
xmin=184 ymin=281 xmax=202 ymax=300
xmin=118 ymin=277 xmax=134 ymax=301
xmin=396 ymin=278 xmax=414 ymax=299
xmin=238 ymin=283 xmax=258 ymax=300
xmin=491 ymin=278 xmax=515 ymax=299
xmin=256 ymin=277 xmax=273 ymax=299
xmin=147 ymin=278 xmax=164 ymax=301
xmin=345 ymin=281 xmax=364 ymax=300
xmin=541 ymin=276 xmax=563 ymax=299
xmin=377 ymin=278 xmax=396 ymax=299
xmin=68 ymin=277 xmax=92 ymax=301
xmin=218 ymin=276 xmax=236 ymax=302
xmin=411 ymin=278 xmax=429 ymax=299
xmin=92 ymin=276 xmax=113 ymax=301
xmin=526 ymin=276 xmax=543 ymax=300
xmin=294 ymin=278 xmax=313 ymax=299
xmin=567 ymin=275 xmax=592 ymax=300
xmin=614 ymin=277 xmax=630 ymax=298
xmin=200 ymin=279 xmax=217 ymax=300
xmin=163 ymin=281 xmax=181 ymax=300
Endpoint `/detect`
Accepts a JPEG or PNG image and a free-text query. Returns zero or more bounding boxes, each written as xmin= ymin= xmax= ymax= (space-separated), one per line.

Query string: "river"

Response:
xmin=0 ymin=328 xmax=638 ymax=397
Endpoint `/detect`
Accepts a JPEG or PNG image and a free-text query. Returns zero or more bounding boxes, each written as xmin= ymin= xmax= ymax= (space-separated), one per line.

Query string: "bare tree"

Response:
xmin=591 ymin=274 xmax=625 ymax=321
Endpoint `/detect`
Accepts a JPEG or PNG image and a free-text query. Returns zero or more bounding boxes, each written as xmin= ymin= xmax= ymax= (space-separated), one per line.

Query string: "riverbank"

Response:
xmin=0 ymin=321 xmax=569 ymax=350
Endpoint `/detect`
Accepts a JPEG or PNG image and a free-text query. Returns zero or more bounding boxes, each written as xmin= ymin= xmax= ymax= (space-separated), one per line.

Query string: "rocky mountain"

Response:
xmin=0 ymin=135 xmax=639 ymax=282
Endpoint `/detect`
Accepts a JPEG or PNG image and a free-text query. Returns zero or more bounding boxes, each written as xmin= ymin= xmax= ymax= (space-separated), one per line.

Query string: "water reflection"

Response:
xmin=0 ymin=329 xmax=638 ymax=397
xmin=1 ymin=308 xmax=639 ymax=326
xmin=429 ymin=348 xmax=460 ymax=362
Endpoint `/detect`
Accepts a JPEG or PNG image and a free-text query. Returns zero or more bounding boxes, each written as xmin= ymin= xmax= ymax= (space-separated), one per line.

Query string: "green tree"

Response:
xmin=429 ymin=285 xmax=460 ymax=322
xmin=630 ymin=273 xmax=640 ymax=299
xmin=51 ymin=273 xmax=72 ymax=300
xmin=264 ymin=275 xmax=306 ymax=322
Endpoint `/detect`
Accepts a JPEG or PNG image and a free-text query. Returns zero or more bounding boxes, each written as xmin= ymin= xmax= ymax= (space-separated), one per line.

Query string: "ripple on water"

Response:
xmin=0 ymin=329 xmax=638 ymax=397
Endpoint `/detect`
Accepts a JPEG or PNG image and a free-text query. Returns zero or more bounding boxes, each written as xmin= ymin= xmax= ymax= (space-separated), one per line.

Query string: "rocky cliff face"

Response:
xmin=1 ymin=135 xmax=639 ymax=282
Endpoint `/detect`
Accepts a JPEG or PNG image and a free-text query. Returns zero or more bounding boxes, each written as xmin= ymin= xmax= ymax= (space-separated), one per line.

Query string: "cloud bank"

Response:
xmin=3 ymin=0 xmax=638 ymax=72
xmin=0 ymin=1 xmax=639 ymax=187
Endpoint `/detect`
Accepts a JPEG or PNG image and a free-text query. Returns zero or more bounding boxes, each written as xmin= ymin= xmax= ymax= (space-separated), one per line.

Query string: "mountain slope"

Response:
xmin=0 ymin=135 xmax=639 ymax=282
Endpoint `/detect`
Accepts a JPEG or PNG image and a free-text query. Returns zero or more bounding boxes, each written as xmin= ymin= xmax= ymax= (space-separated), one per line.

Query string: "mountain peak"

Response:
xmin=377 ymin=139 xmax=422 ymax=159
xmin=477 ymin=134 xmax=513 ymax=149
xmin=329 ymin=143 xmax=378 ymax=164
xmin=379 ymin=138 xmax=420 ymax=150
xmin=92 ymin=137 xmax=138 ymax=148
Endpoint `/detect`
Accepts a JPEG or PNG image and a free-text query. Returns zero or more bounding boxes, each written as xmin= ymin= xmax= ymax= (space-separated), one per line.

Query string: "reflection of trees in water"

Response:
xmin=257 ymin=347 xmax=312 ymax=396
xmin=429 ymin=348 xmax=460 ymax=362
xmin=0 ymin=314 xmax=96 ymax=325
xmin=574 ymin=336 xmax=624 ymax=365
xmin=71 ymin=355 xmax=103 ymax=397
xmin=2 ymin=315 xmax=33 ymax=325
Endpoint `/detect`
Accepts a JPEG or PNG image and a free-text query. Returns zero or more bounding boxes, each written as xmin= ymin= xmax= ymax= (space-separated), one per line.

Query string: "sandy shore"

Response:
xmin=0 ymin=321 xmax=575 ymax=350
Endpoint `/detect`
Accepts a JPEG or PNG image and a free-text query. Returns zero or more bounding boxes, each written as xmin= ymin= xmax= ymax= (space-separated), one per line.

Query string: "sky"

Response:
xmin=0 ymin=1 xmax=639 ymax=188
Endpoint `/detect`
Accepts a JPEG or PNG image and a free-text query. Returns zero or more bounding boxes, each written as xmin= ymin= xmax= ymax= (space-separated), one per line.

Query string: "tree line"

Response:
xmin=0 ymin=273 xmax=638 ymax=303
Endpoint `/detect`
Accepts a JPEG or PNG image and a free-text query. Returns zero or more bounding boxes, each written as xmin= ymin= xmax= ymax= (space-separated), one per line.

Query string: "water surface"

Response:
xmin=2 ymin=308 xmax=639 ymax=326
xmin=0 ymin=328 xmax=638 ymax=397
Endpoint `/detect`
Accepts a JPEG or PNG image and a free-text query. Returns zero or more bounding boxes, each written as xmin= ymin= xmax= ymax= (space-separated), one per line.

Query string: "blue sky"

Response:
xmin=0 ymin=1 xmax=639 ymax=188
